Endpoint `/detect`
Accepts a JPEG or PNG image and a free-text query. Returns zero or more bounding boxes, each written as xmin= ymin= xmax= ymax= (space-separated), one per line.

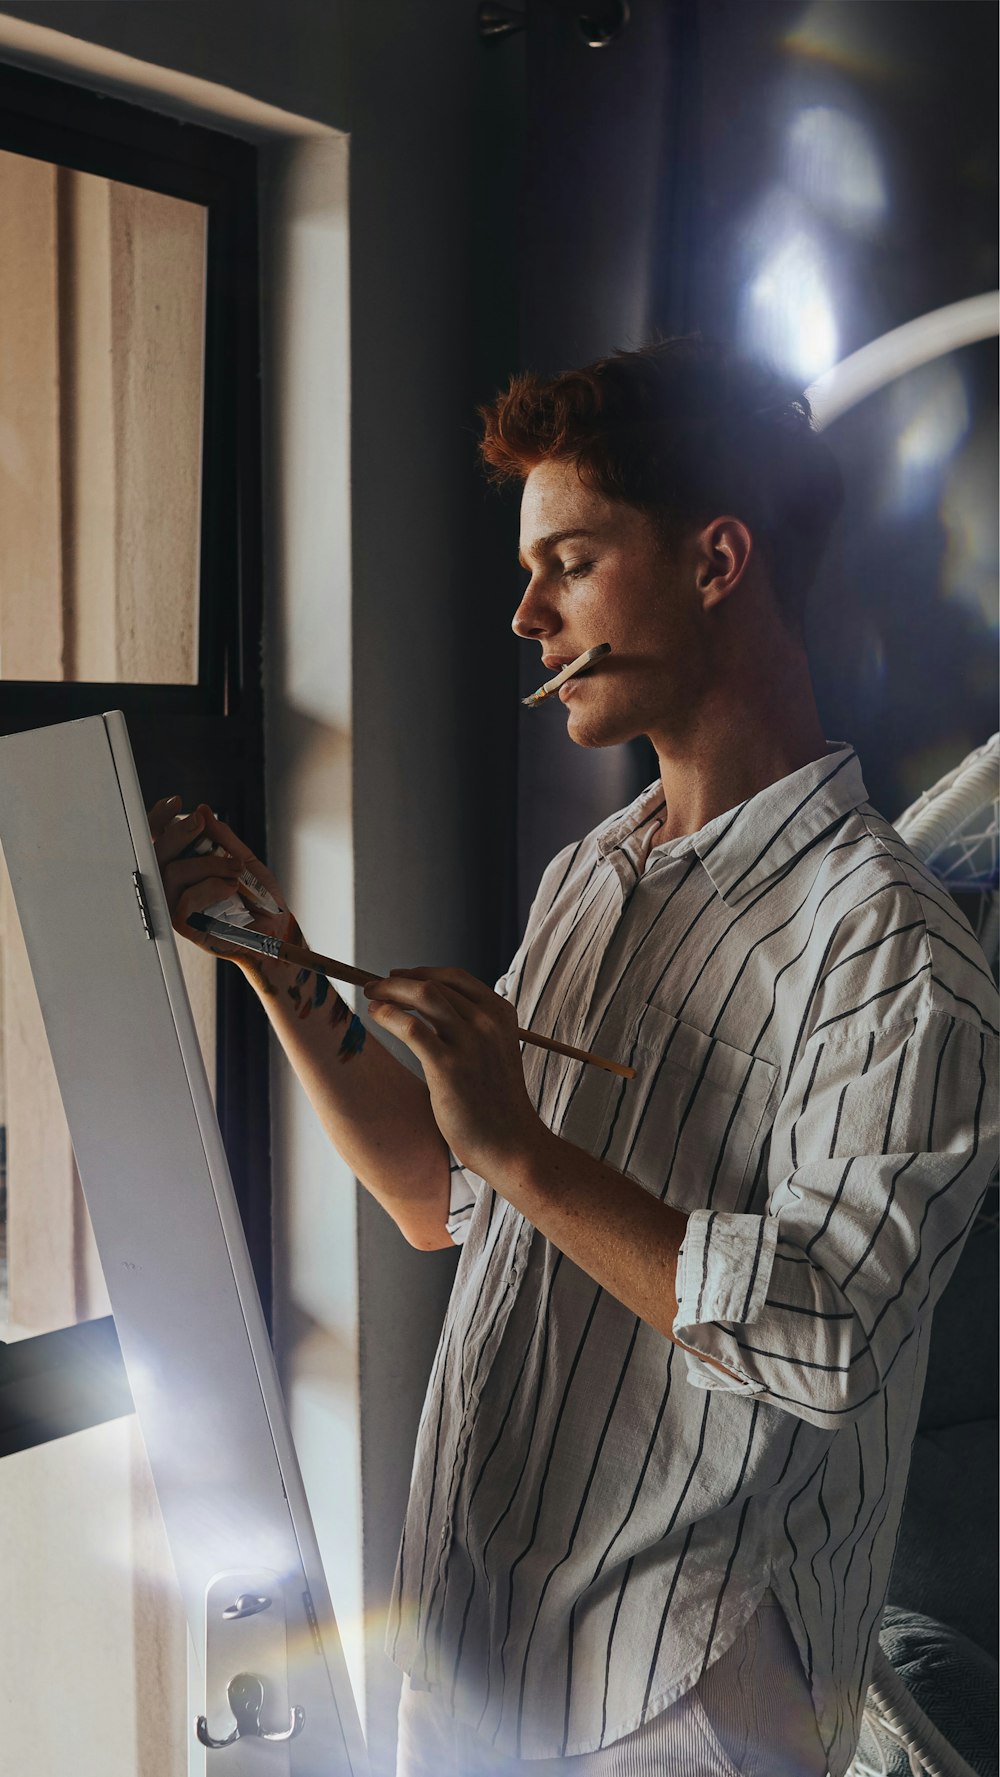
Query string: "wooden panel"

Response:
xmin=0 ymin=848 xmax=79 ymax=1334
xmin=106 ymin=179 xmax=204 ymax=684
xmin=0 ymin=148 xmax=63 ymax=678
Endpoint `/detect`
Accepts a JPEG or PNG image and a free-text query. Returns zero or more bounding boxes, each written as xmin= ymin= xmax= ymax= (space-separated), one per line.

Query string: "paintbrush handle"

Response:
xmin=515 ymin=1026 xmax=635 ymax=1080
xmin=275 ymin=939 xmax=635 ymax=1079
xmin=276 ymin=938 xmax=373 ymax=988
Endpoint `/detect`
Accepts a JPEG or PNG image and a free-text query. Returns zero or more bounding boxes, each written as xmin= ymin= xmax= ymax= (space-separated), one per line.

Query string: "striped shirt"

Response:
xmin=386 ymin=743 xmax=999 ymax=1774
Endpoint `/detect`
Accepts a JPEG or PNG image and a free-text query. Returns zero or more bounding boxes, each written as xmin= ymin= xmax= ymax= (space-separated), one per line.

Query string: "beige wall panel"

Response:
xmin=1 ymin=860 xmax=78 ymax=1334
xmin=0 ymin=1416 xmax=141 ymax=1777
xmin=108 ymin=181 xmax=204 ymax=684
xmin=129 ymin=1417 xmax=188 ymax=1777
xmin=0 ymin=149 xmax=63 ymax=678
xmin=63 ymin=166 xmax=117 ymax=682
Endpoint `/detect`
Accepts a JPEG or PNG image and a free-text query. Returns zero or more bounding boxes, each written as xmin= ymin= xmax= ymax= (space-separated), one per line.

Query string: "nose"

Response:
xmin=511 ymin=574 xmax=558 ymax=641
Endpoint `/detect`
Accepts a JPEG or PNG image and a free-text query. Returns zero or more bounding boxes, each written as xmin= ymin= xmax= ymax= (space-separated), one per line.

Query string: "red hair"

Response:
xmin=479 ymin=337 xmax=843 ymax=629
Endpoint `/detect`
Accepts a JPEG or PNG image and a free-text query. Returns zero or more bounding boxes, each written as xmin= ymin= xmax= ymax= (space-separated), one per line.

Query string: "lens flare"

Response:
xmin=939 ymin=412 xmax=1000 ymax=633
xmin=740 ymin=200 xmax=838 ymax=382
xmin=885 ymin=359 xmax=970 ymax=517
xmin=784 ymin=106 xmax=887 ymax=234
xmin=782 ymin=4 xmax=899 ymax=80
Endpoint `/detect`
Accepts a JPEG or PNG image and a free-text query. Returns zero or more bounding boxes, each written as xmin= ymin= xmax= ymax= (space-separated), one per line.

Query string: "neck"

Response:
xmin=649 ymin=636 xmax=829 ymax=842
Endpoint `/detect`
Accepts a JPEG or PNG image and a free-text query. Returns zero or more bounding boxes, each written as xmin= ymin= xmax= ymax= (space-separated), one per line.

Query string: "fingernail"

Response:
xmin=167 ymin=795 xmax=181 ymax=809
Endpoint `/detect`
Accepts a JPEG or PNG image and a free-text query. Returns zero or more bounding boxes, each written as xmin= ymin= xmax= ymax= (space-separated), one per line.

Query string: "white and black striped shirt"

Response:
xmin=387 ymin=744 xmax=998 ymax=1774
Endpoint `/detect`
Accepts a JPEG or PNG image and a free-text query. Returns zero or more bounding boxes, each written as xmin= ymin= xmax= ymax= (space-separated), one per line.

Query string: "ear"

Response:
xmin=693 ymin=516 xmax=754 ymax=613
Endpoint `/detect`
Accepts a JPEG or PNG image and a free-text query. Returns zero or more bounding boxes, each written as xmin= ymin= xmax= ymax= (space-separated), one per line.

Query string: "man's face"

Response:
xmin=514 ymin=458 xmax=708 ymax=749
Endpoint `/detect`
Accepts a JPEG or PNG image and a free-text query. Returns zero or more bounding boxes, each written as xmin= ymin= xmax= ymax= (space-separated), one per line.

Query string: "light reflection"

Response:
xmin=785 ymin=107 xmax=887 ymax=234
xmin=782 ymin=3 xmax=897 ymax=80
xmin=857 ymin=620 xmax=887 ymax=700
xmin=940 ymin=413 xmax=1000 ymax=633
xmin=886 ymin=360 xmax=970 ymax=516
xmin=740 ymin=194 xmax=838 ymax=381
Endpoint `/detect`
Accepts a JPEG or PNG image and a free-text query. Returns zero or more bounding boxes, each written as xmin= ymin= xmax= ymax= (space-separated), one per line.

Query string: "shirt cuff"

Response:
xmin=673 ymin=1208 xmax=779 ymax=1393
xmin=444 ymin=1153 xmax=483 ymax=1246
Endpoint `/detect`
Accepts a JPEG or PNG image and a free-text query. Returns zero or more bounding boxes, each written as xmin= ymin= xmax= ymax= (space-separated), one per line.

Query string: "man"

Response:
xmin=153 ymin=338 xmax=998 ymax=1775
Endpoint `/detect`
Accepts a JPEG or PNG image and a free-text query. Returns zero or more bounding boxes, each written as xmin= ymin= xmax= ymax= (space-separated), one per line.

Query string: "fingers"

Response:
xmin=162 ymin=854 xmax=243 ymax=896
xmin=365 ymin=996 xmax=441 ymax=1067
xmin=174 ymin=874 xmax=244 ymax=953
xmin=147 ymin=794 xmax=182 ymax=842
xmin=195 ymin=808 xmax=288 ymax=906
xmin=163 ymin=857 xmax=241 ymax=946
xmin=385 ymin=968 xmax=519 ymax=1040
xmin=195 ymin=808 xmax=258 ymax=873
xmin=364 ymin=974 xmax=470 ymax=1036
xmin=388 ymin=966 xmax=498 ymax=1008
xmin=155 ymin=811 xmax=214 ymax=866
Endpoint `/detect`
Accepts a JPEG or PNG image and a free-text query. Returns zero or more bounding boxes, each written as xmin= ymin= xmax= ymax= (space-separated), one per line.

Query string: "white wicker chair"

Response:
xmin=846 ymin=734 xmax=999 ymax=1777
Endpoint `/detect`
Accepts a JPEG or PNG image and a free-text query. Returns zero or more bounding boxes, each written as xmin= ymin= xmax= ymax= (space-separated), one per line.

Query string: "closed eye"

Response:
xmin=562 ymin=561 xmax=594 ymax=580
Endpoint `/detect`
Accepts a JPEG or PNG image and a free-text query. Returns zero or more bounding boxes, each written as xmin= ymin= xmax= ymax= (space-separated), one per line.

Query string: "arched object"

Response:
xmin=806 ymin=293 xmax=999 ymax=431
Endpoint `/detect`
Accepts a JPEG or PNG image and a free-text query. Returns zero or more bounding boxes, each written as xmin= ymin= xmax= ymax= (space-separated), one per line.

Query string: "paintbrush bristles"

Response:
xmin=522 ymin=642 xmax=611 ymax=707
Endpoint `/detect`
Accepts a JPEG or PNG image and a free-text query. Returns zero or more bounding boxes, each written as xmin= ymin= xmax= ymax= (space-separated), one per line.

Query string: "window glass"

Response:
xmin=0 ymin=149 xmax=205 ymax=684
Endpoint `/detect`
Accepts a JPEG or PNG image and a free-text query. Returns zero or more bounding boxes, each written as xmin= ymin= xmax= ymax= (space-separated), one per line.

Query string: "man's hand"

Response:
xmin=148 ymin=795 xmax=244 ymax=955
xmin=362 ymin=966 xmax=545 ymax=1178
xmin=147 ymin=796 xmax=303 ymax=967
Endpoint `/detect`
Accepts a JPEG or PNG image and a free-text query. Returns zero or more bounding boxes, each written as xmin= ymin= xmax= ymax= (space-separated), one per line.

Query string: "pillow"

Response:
xmin=863 ymin=1607 xmax=999 ymax=1777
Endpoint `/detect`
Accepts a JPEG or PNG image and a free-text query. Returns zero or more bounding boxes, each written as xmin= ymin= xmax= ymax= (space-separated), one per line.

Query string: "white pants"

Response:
xmin=396 ymin=1594 xmax=829 ymax=1776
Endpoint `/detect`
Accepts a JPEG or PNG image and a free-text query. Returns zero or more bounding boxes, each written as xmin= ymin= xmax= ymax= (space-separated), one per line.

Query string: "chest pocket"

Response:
xmin=607 ymin=1004 xmax=778 ymax=1213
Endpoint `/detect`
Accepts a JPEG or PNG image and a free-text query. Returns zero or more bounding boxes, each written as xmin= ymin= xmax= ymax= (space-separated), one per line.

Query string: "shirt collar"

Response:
xmin=596 ymin=743 xmax=867 ymax=908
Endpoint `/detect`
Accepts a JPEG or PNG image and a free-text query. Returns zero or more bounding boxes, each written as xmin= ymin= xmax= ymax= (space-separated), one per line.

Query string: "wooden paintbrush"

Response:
xmin=521 ymin=642 xmax=611 ymax=707
xmin=188 ymin=913 xmax=635 ymax=1080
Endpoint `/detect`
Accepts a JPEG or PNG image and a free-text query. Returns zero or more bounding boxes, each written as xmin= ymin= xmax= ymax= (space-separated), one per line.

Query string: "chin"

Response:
xmin=565 ymin=707 xmax=644 ymax=750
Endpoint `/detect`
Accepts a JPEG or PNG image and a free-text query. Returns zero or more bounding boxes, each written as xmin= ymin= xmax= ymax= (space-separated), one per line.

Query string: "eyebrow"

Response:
xmin=518 ymin=528 xmax=598 ymax=569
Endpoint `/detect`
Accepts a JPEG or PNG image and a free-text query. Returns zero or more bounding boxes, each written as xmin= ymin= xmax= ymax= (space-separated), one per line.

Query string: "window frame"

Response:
xmin=0 ymin=61 xmax=272 ymax=1446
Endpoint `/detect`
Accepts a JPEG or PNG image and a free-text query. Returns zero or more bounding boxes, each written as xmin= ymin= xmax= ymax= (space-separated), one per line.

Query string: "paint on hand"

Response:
xmin=337 ymin=1013 xmax=367 ymax=1063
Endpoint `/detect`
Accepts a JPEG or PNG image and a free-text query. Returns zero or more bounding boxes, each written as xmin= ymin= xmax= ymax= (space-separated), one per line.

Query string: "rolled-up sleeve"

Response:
xmin=673 ymin=1005 xmax=998 ymax=1428
xmin=445 ymin=1154 xmax=485 ymax=1246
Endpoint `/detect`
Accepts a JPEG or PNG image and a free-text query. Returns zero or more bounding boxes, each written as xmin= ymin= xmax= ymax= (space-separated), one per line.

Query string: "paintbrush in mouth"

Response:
xmin=521 ymin=642 xmax=611 ymax=708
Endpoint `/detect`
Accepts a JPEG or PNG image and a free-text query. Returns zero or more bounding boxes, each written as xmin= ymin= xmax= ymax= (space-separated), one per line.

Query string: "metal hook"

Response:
xmin=222 ymin=1592 xmax=272 ymax=1621
xmin=196 ymin=1672 xmax=305 ymax=1749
